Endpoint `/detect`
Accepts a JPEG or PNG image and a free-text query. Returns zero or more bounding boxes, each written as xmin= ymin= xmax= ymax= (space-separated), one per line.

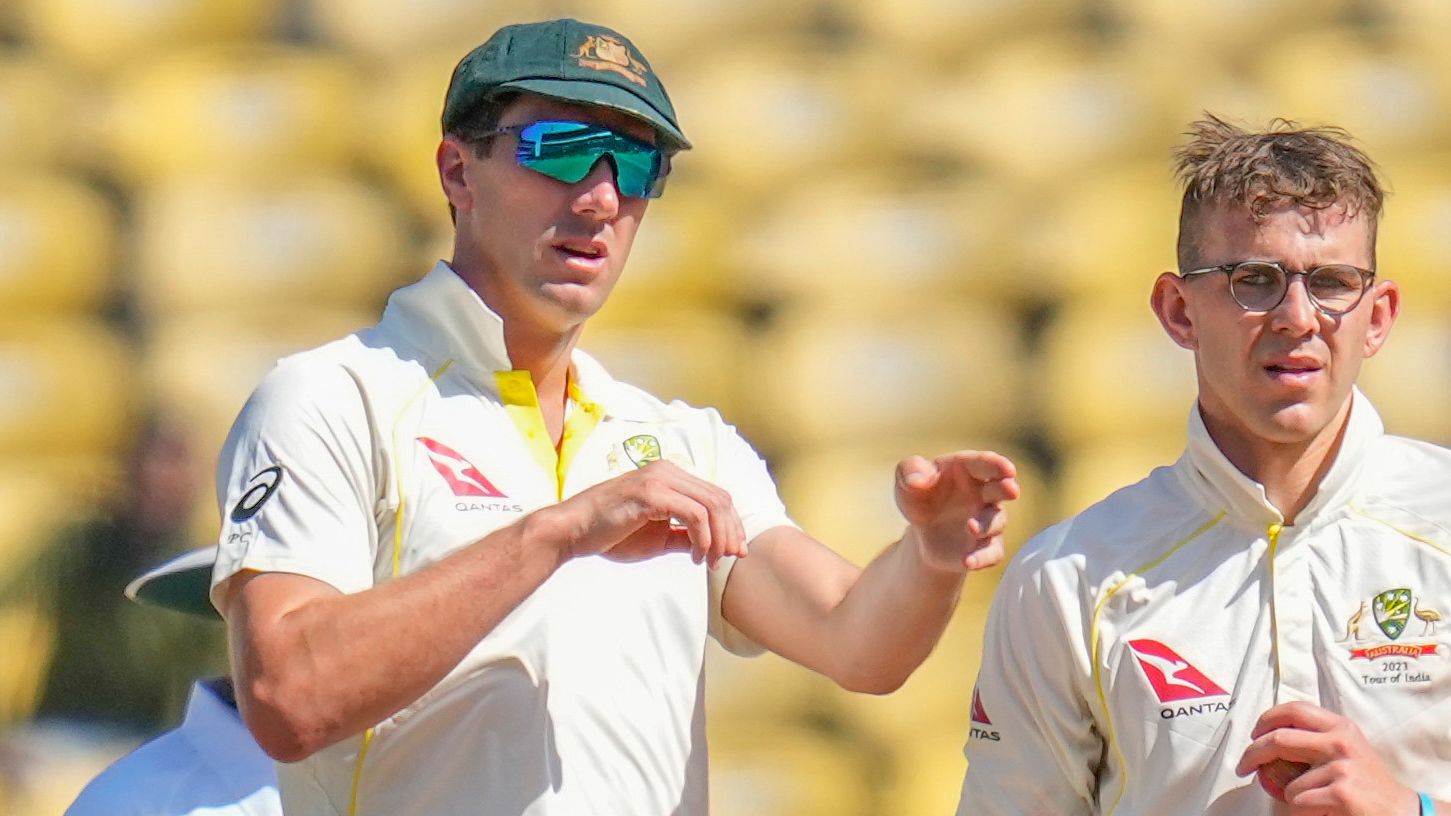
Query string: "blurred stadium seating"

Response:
xmin=3 ymin=0 xmax=1448 ymax=812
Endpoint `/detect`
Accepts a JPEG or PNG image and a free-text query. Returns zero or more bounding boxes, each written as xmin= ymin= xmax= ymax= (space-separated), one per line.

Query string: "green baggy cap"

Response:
xmin=442 ymin=18 xmax=690 ymax=152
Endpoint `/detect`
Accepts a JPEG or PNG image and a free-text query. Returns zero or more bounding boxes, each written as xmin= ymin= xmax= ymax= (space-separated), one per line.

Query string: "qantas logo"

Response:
xmin=1127 ymin=639 xmax=1228 ymax=703
xmin=971 ymin=688 xmax=992 ymax=724
xmin=968 ymin=685 xmax=1000 ymax=741
xmin=417 ymin=437 xmax=506 ymax=498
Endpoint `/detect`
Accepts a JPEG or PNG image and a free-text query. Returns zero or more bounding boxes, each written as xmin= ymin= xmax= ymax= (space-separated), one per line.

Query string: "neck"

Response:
xmin=502 ymin=318 xmax=582 ymax=447
xmin=1200 ymin=398 xmax=1352 ymax=524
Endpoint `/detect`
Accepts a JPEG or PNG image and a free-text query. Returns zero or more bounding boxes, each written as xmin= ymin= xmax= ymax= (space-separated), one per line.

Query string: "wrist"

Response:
xmin=522 ymin=505 xmax=577 ymax=569
xmin=903 ymin=525 xmax=971 ymax=583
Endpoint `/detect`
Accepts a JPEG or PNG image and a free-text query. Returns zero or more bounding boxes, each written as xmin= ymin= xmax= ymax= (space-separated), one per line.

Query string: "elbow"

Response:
xmin=240 ymin=677 xmax=333 ymax=763
xmin=833 ymin=663 xmax=912 ymax=695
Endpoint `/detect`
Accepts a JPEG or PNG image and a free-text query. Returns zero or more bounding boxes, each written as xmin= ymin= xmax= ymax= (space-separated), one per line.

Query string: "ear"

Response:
xmin=1151 ymin=271 xmax=1198 ymax=350
xmin=437 ymin=137 xmax=472 ymax=213
xmin=1361 ymin=278 xmax=1400 ymax=358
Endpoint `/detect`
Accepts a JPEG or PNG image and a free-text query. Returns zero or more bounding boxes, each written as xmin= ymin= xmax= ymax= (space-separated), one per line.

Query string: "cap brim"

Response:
xmin=124 ymin=547 xmax=219 ymax=619
xmin=500 ymin=77 xmax=691 ymax=152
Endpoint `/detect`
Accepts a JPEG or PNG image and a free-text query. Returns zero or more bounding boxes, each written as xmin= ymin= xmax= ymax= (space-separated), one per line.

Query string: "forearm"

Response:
xmin=818 ymin=530 xmax=965 ymax=692
xmin=230 ymin=509 xmax=568 ymax=760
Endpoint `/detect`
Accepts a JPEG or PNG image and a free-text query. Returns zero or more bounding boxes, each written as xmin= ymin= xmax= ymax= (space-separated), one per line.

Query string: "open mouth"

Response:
xmin=554 ymin=239 xmax=606 ymax=261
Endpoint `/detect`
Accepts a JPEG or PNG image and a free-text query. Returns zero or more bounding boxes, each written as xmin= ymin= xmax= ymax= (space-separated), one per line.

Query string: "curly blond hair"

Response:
xmin=1175 ymin=113 xmax=1384 ymax=269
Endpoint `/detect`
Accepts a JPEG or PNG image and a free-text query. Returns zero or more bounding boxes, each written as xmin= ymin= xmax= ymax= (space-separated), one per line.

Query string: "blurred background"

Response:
xmin=3 ymin=0 xmax=1451 ymax=812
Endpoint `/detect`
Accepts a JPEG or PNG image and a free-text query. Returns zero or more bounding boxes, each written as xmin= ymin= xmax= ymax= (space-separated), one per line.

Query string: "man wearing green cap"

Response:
xmin=210 ymin=18 xmax=1018 ymax=815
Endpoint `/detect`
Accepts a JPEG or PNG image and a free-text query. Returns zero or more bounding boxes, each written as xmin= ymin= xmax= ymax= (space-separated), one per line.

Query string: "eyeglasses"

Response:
xmin=1179 ymin=260 xmax=1376 ymax=316
xmin=489 ymin=120 xmax=670 ymax=199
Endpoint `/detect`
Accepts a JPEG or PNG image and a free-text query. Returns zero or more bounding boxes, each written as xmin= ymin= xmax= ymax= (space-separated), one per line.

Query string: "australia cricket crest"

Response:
xmin=623 ymin=434 xmax=662 ymax=468
xmin=1373 ymin=588 xmax=1412 ymax=640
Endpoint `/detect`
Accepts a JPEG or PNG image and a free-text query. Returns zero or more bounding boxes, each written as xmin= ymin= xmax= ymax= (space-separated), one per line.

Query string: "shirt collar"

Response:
xmin=1181 ymin=387 xmax=1383 ymax=527
xmin=380 ymin=261 xmax=635 ymax=417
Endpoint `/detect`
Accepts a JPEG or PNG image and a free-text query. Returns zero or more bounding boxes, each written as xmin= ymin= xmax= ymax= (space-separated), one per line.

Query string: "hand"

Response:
xmin=539 ymin=460 xmax=746 ymax=569
xmin=895 ymin=450 xmax=1019 ymax=573
xmin=1235 ymin=701 xmax=1420 ymax=815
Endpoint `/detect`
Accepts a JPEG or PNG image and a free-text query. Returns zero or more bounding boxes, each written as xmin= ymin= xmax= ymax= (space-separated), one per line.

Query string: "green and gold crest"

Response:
xmin=1373 ymin=588 xmax=1412 ymax=640
xmin=623 ymin=434 xmax=661 ymax=468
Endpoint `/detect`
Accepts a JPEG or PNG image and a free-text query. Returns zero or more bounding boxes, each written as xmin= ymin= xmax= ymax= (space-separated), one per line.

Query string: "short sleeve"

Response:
xmin=700 ymin=408 xmax=797 ymax=656
xmin=211 ymin=358 xmax=380 ymax=615
xmin=957 ymin=536 xmax=1101 ymax=815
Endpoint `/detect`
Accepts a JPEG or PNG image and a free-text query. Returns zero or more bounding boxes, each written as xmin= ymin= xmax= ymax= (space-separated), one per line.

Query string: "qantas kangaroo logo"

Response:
xmin=417 ymin=437 xmax=506 ymax=498
xmin=1127 ymin=639 xmax=1228 ymax=703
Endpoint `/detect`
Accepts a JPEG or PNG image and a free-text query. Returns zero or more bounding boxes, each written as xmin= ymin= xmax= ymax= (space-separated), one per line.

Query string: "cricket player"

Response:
xmin=957 ymin=114 xmax=1450 ymax=815
xmin=212 ymin=17 xmax=1018 ymax=815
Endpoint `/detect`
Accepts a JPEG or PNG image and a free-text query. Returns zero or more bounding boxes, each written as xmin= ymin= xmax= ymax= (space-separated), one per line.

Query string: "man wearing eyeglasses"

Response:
xmin=209 ymin=18 xmax=1019 ymax=816
xmin=958 ymin=115 xmax=1450 ymax=815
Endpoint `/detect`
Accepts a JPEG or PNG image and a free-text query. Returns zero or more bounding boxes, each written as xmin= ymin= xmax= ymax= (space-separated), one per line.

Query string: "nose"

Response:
xmin=572 ymin=157 xmax=621 ymax=220
xmin=1268 ymin=273 xmax=1319 ymax=335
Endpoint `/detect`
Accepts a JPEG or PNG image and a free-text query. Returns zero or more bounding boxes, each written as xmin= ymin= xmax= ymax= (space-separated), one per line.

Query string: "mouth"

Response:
xmin=552 ymin=238 xmax=608 ymax=267
xmin=1263 ymin=359 xmax=1323 ymax=386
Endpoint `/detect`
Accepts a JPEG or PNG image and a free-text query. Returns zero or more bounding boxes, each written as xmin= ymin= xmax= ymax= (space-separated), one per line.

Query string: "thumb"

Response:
xmin=896 ymin=455 xmax=939 ymax=494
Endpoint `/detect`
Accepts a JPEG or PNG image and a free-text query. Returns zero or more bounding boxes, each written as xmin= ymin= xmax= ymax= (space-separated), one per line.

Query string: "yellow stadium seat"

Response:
xmin=143 ymin=308 xmax=379 ymax=480
xmin=896 ymin=35 xmax=1164 ymax=184
xmin=705 ymin=640 xmax=832 ymax=727
xmin=1105 ymin=0 xmax=1351 ymax=54
xmin=826 ymin=587 xmax=994 ymax=754
xmin=17 ymin=0 xmax=282 ymax=72
xmin=1374 ymin=156 xmax=1451 ymax=310
xmin=132 ymin=175 xmax=409 ymax=320
xmin=582 ymin=308 xmax=749 ymax=422
xmin=104 ymin=46 xmax=360 ymax=183
xmin=0 ymin=471 xmax=74 ymax=727
xmin=0 ymin=320 xmax=136 ymax=459
xmin=728 ymin=171 xmax=1023 ymax=308
xmin=605 ymin=178 xmax=742 ymax=308
xmin=1358 ymin=314 xmax=1451 ymax=446
xmin=1254 ymin=30 xmax=1451 ymax=155
xmin=361 ymin=53 xmax=458 ymax=225
xmin=774 ymin=439 xmax=1047 ymax=570
xmin=666 ymin=42 xmax=880 ymax=196
xmin=843 ymin=0 xmax=1080 ymax=65
xmin=745 ymin=302 xmax=1025 ymax=455
xmin=307 ymin=0 xmax=553 ymax=63
xmin=1011 ymin=161 xmax=1180 ymax=304
xmin=1055 ymin=435 xmax=1186 ymax=520
xmin=0 ymin=173 xmax=116 ymax=315
xmin=708 ymin=721 xmax=874 ymax=816
xmin=582 ymin=0 xmax=816 ymax=67
xmin=881 ymin=728 xmax=971 ymax=816
xmin=1038 ymin=299 xmax=1197 ymax=450
xmin=0 ymin=57 xmax=79 ymax=170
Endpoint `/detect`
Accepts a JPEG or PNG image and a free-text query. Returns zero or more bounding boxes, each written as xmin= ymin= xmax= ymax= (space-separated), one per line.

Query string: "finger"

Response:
xmin=1236 ymin=729 xmax=1329 ymax=776
xmin=943 ymin=450 xmax=1018 ymax=484
xmin=1250 ymin=701 xmax=1338 ymax=739
xmin=978 ymin=476 xmax=1021 ymax=505
xmin=896 ymin=455 xmax=940 ymax=493
xmin=968 ymin=506 xmax=1008 ymax=540
xmin=963 ymin=537 xmax=1004 ymax=571
xmin=1280 ymin=762 xmax=1335 ymax=806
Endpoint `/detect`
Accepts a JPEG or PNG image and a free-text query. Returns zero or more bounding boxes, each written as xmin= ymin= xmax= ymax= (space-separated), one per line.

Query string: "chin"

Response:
xmin=1256 ymin=402 xmax=1339 ymax=445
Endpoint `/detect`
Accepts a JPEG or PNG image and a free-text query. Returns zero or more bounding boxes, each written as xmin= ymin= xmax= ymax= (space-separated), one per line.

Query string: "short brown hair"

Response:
xmin=1174 ymin=113 xmax=1384 ymax=269
xmin=443 ymin=91 xmax=518 ymax=223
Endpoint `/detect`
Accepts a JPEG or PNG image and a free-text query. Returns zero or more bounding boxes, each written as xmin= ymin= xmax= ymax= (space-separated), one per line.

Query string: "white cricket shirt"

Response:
xmin=211 ymin=263 xmax=795 ymax=815
xmin=960 ymin=391 xmax=1451 ymax=814
xmin=67 ymin=679 xmax=281 ymax=815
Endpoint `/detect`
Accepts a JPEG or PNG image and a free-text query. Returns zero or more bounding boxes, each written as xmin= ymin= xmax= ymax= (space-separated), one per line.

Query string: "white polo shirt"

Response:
xmin=959 ymin=391 xmax=1451 ymax=814
xmin=211 ymin=263 xmax=795 ymax=816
